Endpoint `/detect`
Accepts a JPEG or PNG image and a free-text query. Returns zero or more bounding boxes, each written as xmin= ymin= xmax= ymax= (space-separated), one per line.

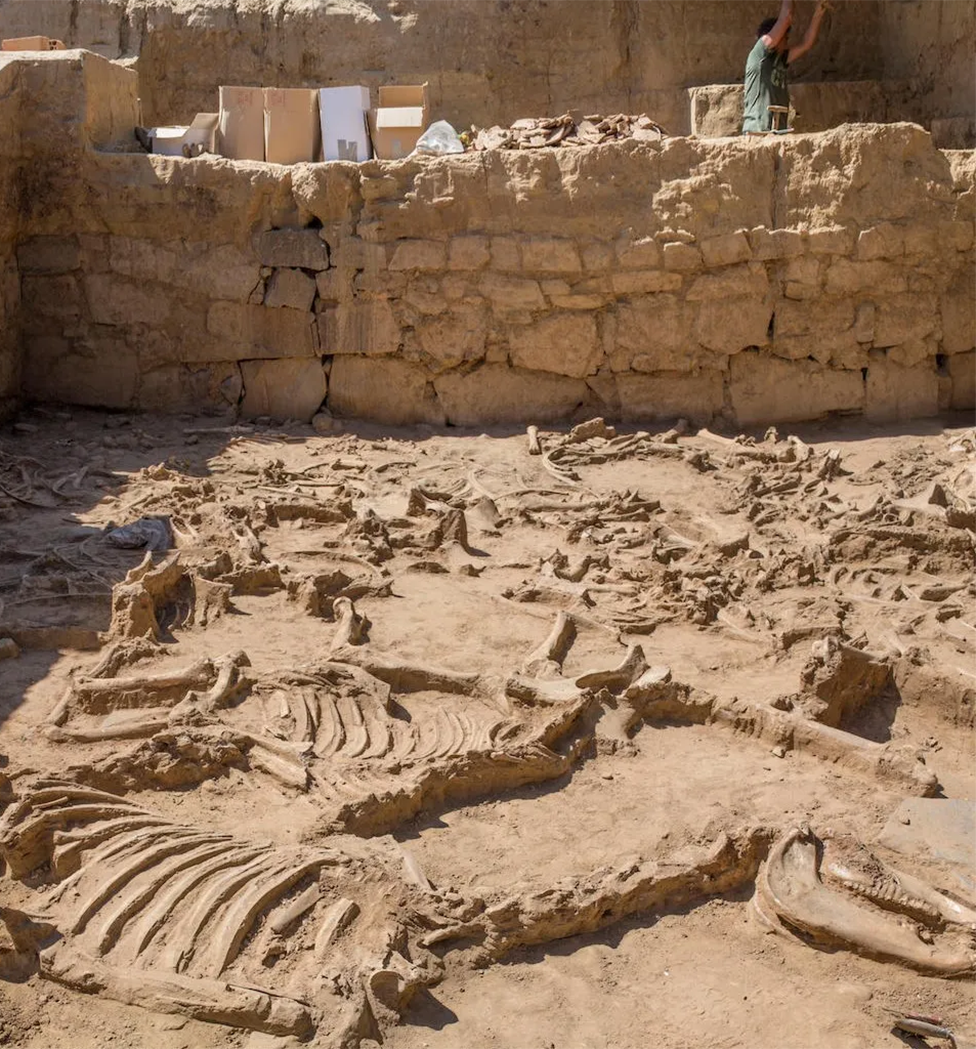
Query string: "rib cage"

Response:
xmin=0 ymin=780 xmax=450 ymax=1039
xmin=261 ymin=676 xmax=513 ymax=762
xmin=249 ymin=669 xmax=584 ymax=832
xmin=45 ymin=655 xmax=589 ymax=835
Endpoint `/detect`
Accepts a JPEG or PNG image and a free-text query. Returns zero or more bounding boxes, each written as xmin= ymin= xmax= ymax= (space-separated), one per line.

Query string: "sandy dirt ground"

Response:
xmin=0 ymin=405 xmax=973 ymax=1049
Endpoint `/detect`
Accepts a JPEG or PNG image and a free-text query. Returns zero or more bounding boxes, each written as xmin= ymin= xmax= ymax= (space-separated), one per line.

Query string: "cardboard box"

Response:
xmin=264 ymin=87 xmax=320 ymax=165
xmin=371 ymin=83 xmax=428 ymax=160
xmin=218 ymin=86 xmax=264 ymax=161
xmin=151 ymin=113 xmax=218 ymax=156
xmin=319 ymin=86 xmax=371 ymax=162
xmin=1 ymin=36 xmax=66 ymax=51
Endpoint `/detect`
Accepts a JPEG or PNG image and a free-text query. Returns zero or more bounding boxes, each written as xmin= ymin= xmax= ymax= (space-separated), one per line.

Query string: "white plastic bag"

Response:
xmin=413 ymin=120 xmax=464 ymax=156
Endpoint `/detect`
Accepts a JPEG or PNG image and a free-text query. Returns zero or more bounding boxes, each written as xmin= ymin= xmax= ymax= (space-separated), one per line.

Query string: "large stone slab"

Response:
xmin=610 ymin=296 xmax=698 ymax=373
xmin=204 ymin=302 xmax=317 ymax=360
xmin=240 ymin=358 xmax=328 ymax=421
xmin=265 ymin=268 xmax=317 ymax=311
xmin=949 ymin=351 xmax=975 ymax=410
xmin=508 ymin=313 xmax=601 ymax=378
xmin=434 ymin=364 xmax=587 ymax=427
xmin=328 ymin=356 xmax=443 ymax=426
xmin=615 ymin=369 xmax=723 ymax=424
xmin=695 ymin=296 xmax=772 ymax=355
xmin=730 ymin=351 xmax=863 ymax=426
xmin=864 ymin=350 xmax=939 ymax=421
xmin=253 ymin=229 xmax=331 ymax=270
xmin=318 ymin=299 xmax=400 ymax=356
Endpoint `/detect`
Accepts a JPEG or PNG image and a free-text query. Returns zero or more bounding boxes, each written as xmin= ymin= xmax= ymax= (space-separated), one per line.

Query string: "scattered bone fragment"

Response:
xmin=470 ymin=113 xmax=665 ymax=150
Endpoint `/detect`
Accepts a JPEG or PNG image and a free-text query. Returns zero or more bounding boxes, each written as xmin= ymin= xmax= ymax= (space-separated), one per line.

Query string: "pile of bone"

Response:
xmin=470 ymin=113 xmax=665 ymax=150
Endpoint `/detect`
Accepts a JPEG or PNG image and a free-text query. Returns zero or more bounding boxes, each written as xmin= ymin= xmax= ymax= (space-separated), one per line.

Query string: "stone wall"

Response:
xmin=690 ymin=80 xmax=902 ymax=139
xmin=2 ymin=50 xmax=974 ymax=428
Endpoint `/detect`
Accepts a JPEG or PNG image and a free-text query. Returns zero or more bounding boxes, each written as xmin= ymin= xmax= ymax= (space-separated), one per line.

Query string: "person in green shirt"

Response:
xmin=742 ymin=0 xmax=831 ymax=134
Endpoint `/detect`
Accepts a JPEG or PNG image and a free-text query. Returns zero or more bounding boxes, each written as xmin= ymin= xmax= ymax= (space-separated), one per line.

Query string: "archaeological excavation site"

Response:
xmin=0 ymin=0 xmax=974 ymax=1046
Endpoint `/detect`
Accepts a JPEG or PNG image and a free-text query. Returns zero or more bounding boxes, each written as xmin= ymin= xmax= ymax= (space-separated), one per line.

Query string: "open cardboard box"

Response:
xmin=370 ymin=83 xmax=429 ymax=160
xmin=1 ymin=36 xmax=66 ymax=51
xmin=150 ymin=113 xmax=219 ymax=156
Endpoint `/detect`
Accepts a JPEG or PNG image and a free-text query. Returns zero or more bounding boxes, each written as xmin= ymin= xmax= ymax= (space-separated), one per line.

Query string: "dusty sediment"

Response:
xmin=0 ymin=406 xmax=974 ymax=1047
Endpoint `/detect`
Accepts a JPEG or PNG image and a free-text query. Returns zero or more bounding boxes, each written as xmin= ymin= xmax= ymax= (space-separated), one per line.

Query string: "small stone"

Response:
xmin=899 ymin=815 xmax=911 ymax=825
xmin=0 ymin=637 xmax=20 ymax=660
xmin=771 ymin=745 xmax=786 ymax=758
xmin=312 ymin=410 xmax=341 ymax=436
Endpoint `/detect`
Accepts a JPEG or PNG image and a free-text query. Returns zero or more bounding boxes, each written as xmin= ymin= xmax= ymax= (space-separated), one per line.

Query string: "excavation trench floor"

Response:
xmin=0 ymin=406 xmax=973 ymax=1049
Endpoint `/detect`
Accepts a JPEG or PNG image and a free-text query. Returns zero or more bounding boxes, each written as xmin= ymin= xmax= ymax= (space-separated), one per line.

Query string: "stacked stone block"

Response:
xmin=5 ymin=52 xmax=975 ymax=429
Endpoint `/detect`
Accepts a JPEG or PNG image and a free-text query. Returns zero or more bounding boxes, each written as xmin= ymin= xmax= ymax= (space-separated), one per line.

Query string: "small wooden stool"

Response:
xmin=768 ymin=105 xmax=791 ymax=132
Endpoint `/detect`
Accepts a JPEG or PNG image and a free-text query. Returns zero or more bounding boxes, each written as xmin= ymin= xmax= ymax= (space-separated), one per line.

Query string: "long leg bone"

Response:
xmin=521 ymin=612 xmax=576 ymax=677
xmin=329 ymin=598 xmax=479 ymax=695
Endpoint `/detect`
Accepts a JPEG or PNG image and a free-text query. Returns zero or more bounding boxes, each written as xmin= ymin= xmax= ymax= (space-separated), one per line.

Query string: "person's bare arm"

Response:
xmin=789 ymin=0 xmax=831 ymax=62
xmin=761 ymin=0 xmax=794 ymax=49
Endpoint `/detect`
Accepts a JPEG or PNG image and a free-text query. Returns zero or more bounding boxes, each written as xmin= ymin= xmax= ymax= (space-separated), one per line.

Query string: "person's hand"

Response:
xmin=815 ymin=0 xmax=833 ymax=15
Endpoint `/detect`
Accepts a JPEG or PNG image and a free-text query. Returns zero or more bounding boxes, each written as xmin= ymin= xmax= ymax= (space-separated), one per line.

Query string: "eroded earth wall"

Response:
xmin=0 ymin=58 xmax=20 ymax=414
xmin=0 ymin=0 xmax=899 ymax=132
xmin=0 ymin=0 xmax=973 ymax=139
xmin=5 ymin=50 xmax=976 ymax=427
xmin=879 ymin=0 xmax=976 ymax=145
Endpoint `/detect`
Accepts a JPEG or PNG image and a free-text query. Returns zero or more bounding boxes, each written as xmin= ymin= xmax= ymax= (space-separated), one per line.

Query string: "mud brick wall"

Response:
xmin=6 ymin=51 xmax=976 ymax=428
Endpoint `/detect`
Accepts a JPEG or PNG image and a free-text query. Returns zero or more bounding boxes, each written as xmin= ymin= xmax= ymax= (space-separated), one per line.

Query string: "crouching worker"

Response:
xmin=742 ymin=0 xmax=831 ymax=134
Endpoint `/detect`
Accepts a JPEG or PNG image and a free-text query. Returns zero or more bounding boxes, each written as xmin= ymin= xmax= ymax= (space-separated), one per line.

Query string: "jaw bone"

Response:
xmin=754 ymin=827 xmax=976 ymax=976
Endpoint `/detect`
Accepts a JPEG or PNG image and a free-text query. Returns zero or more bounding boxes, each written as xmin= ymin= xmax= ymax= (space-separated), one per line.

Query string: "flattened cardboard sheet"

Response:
xmin=218 ymin=85 xmax=264 ymax=161
xmin=264 ymin=87 xmax=320 ymax=165
xmin=319 ymin=85 xmax=371 ymax=162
